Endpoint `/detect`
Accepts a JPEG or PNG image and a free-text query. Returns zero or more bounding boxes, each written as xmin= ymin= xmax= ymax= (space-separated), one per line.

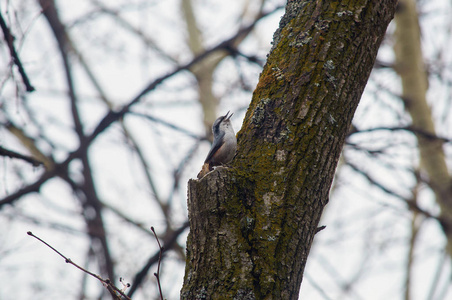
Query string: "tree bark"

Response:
xmin=182 ymin=1 xmax=397 ymax=299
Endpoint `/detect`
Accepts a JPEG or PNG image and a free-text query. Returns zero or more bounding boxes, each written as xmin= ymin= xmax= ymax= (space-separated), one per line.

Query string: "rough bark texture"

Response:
xmin=182 ymin=1 xmax=397 ymax=299
xmin=394 ymin=0 xmax=452 ymax=256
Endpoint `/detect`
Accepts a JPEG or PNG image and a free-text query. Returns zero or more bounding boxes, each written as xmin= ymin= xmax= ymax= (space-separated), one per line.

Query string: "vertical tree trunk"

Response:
xmin=182 ymin=1 xmax=397 ymax=299
xmin=394 ymin=0 xmax=452 ymax=257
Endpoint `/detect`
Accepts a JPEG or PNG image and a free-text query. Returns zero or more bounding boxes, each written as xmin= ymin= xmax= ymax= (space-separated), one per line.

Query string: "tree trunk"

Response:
xmin=181 ymin=1 xmax=397 ymax=299
xmin=394 ymin=0 xmax=452 ymax=258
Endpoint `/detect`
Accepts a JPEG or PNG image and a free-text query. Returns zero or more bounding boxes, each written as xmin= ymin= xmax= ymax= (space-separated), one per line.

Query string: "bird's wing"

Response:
xmin=204 ymin=132 xmax=225 ymax=164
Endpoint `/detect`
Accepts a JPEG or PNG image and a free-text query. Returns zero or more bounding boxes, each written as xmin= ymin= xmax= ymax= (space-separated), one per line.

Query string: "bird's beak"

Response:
xmin=225 ymin=111 xmax=233 ymax=120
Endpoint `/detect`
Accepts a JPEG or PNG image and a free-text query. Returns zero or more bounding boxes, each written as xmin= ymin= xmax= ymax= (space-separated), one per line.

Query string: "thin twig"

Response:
xmin=0 ymin=11 xmax=35 ymax=92
xmin=129 ymin=111 xmax=205 ymax=140
xmin=346 ymin=161 xmax=439 ymax=221
xmin=151 ymin=227 xmax=164 ymax=300
xmin=348 ymin=125 xmax=452 ymax=143
xmin=27 ymin=231 xmax=131 ymax=300
xmin=315 ymin=225 xmax=326 ymax=234
xmin=128 ymin=222 xmax=189 ymax=297
xmin=119 ymin=277 xmax=131 ymax=293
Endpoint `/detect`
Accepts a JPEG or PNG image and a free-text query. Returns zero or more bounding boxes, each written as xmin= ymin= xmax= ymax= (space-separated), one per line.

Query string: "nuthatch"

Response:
xmin=204 ymin=111 xmax=237 ymax=171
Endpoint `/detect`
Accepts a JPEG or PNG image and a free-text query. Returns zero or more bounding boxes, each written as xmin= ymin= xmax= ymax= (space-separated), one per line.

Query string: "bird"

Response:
xmin=198 ymin=111 xmax=237 ymax=178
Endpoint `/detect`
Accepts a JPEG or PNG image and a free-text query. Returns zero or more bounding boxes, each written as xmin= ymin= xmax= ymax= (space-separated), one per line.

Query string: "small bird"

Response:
xmin=198 ymin=111 xmax=237 ymax=178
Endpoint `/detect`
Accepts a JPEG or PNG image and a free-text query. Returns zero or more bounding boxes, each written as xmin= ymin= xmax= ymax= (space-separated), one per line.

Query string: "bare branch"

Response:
xmin=0 ymin=145 xmax=43 ymax=167
xmin=39 ymin=0 xmax=85 ymax=139
xmin=0 ymin=11 xmax=35 ymax=92
xmin=128 ymin=222 xmax=189 ymax=297
xmin=346 ymin=160 xmax=439 ymax=221
xmin=0 ymin=169 xmax=57 ymax=207
xmin=129 ymin=111 xmax=205 ymax=140
xmin=27 ymin=231 xmax=131 ymax=300
xmin=151 ymin=227 xmax=164 ymax=300
xmin=349 ymin=125 xmax=452 ymax=143
xmin=102 ymin=201 xmax=153 ymax=236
